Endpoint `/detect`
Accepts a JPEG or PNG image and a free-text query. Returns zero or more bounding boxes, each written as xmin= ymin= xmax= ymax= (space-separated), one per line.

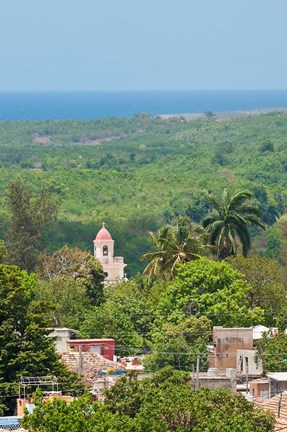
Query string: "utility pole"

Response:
xmin=245 ymin=357 xmax=249 ymax=395
xmin=196 ymin=355 xmax=200 ymax=390
xmin=79 ymin=345 xmax=83 ymax=376
xmin=278 ymin=393 xmax=282 ymax=418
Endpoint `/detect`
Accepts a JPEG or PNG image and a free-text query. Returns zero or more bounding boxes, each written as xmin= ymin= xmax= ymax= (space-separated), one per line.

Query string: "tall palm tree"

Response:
xmin=140 ymin=217 xmax=210 ymax=281
xmin=140 ymin=226 xmax=171 ymax=282
xmin=203 ymin=189 xmax=265 ymax=260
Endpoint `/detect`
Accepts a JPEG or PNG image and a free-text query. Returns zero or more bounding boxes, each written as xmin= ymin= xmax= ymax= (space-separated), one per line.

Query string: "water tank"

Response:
xmin=207 ymin=368 xmax=219 ymax=377
xmin=226 ymin=368 xmax=237 ymax=379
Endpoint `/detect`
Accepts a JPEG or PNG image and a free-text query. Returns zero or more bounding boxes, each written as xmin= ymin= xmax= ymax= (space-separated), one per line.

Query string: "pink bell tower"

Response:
xmin=93 ymin=223 xmax=127 ymax=284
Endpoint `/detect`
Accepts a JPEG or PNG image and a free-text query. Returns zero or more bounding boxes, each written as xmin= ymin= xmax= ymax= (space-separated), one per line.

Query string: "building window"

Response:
xmin=104 ymin=272 xmax=108 ymax=278
xmin=90 ymin=346 xmax=101 ymax=354
xmin=239 ymin=355 xmax=243 ymax=373
xmin=103 ymin=245 xmax=108 ymax=256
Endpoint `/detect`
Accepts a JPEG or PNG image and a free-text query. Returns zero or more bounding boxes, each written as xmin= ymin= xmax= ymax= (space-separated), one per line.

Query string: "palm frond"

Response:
xmin=208 ymin=222 xmax=224 ymax=245
xmin=240 ymin=206 xmax=262 ymax=219
xmin=235 ymin=224 xmax=251 ymax=257
xmin=244 ymin=214 xmax=265 ymax=230
xmin=208 ymin=195 xmax=222 ymax=215
xmin=222 ymin=188 xmax=230 ymax=211
xmin=139 ymin=251 xmax=166 ymax=262
xmin=202 ymin=214 xmax=219 ymax=229
xmin=228 ymin=190 xmax=253 ymax=212
xmin=227 ymin=229 xmax=237 ymax=256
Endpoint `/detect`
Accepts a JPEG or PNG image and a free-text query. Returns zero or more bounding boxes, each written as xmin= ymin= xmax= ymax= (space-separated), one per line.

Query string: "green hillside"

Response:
xmin=0 ymin=112 xmax=286 ymax=274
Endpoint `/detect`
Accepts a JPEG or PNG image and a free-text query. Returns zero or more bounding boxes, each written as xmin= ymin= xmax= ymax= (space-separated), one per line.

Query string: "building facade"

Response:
xmin=67 ymin=338 xmax=115 ymax=361
xmin=267 ymin=372 xmax=287 ymax=398
xmin=213 ymin=326 xmax=254 ymax=372
xmin=93 ymin=223 xmax=126 ymax=284
xmin=48 ymin=327 xmax=78 ymax=353
xmin=236 ymin=349 xmax=263 ymax=375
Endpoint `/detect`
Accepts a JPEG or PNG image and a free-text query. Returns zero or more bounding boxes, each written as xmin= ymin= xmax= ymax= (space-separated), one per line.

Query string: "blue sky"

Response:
xmin=1 ymin=0 xmax=286 ymax=91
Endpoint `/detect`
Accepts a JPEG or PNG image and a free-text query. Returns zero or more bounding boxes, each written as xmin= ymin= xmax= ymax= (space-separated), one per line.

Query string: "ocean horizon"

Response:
xmin=0 ymin=90 xmax=287 ymax=120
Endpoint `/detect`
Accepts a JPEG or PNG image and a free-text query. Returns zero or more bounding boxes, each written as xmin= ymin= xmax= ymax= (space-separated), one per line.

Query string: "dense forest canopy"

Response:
xmin=0 ymin=112 xmax=286 ymax=274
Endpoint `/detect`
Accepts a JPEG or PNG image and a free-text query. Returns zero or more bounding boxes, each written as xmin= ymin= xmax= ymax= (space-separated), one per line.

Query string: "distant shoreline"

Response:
xmin=1 ymin=90 xmax=287 ymax=120
xmin=159 ymin=107 xmax=287 ymax=121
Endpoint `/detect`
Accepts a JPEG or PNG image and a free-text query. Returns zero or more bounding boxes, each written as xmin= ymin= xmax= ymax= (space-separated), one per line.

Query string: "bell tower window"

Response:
xmin=103 ymin=245 xmax=108 ymax=256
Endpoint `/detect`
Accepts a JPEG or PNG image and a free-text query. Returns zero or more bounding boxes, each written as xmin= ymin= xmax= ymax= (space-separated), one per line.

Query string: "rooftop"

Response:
xmin=254 ymin=392 xmax=287 ymax=432
xmin=267 ymin=373 xmax=287 ymax=382
xmin=67 ymin=338 xmax=114 ymax=343
xmin=62 ymin=352 xmax=123 ymax=385
xmin=48 ymin=327 xmax=78 ymax=332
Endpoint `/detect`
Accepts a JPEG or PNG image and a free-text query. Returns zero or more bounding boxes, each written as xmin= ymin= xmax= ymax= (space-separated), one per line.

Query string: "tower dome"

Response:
xmin=95 ymin=223 xmax=113 ymax=241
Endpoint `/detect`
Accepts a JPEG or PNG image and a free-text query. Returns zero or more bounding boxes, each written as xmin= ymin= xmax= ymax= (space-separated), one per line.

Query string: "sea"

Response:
xmin=0 ymin=90 xmax=287 ymax=120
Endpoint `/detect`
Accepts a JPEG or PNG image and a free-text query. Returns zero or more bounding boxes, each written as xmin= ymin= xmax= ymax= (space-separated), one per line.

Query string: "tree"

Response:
xmin=250 ymin=185 xmax=281 ymax=227
xmin=6 ymin=178 xmax=59 ymax=272
xmin=0 ymin=264 xmax=83 ymax=414
xmin=158 ymin=258 xmax=264 ymax=327
xmin=140 ymin=226 xmax=171 ymax=282
xmin=21 ymin=368 xmax=275 ymax=432
xmin=204 ymin=110 xmax=216 ymax=120
xmin=34 ymin=278 xmax=91 ymax=329
xmin=203 ymin=189 xmax=265 ymax=260
xmin=256 ymin=331 xmax=287 ymax=373
xmin=0 ymin=240 xmax=8 ymax=263
xmin=23 ymin=389 xmax=133 ymax=432
xmin=144 ymin=316 xmax=211 ymax=372
xmin=79 ymin=302 xmax=145 ymax=356
xmin=104 ymin=371 xmax=143 ymax=418
xmin=259 ymin=139 xmax=275 ymax=153
xmin=227 ymin=256 xmax=287 ymax=326
xmin=278 ymin=215 xmax=287 ymax=264
xmin=104 ymin=368 xmax=274 ymax=432
xmin=37 ymin=246 xmax=105 ymax=306
xmin=265 ymin=227 xmax=281 ymax=259
xmin=79 ymin=280 xmax=151 ymax=356
xmin=140 ymin=217 xmax=211 ymax=281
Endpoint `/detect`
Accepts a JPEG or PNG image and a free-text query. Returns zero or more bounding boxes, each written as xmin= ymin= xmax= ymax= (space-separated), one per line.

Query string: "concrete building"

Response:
xmin=196 ymin=372 xmax=237 ymax=393
xmin=48 ymin=329 xmax=115 ymax=362
xmin=93 ymin=223 xmax=126 ymax=284
xmin=252 ymin=325 xmax=270 ymax=343
xmin=67 ymin=338 xmax=115 ymax=361
xmin=48 ymin=328 xmax=78 ymax=353
xmin=249 ymin=378 xmax=269 ymax=398
xmin=236 ymin=349 xmax=263 ymax=375
xmin=213 ymin=326 xmax=253 ymax=372
xmin=267 ymin=373 xmax=287 ymax=398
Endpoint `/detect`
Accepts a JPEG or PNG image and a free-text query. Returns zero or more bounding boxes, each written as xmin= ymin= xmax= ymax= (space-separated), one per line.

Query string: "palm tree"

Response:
xmin=203 ymin=189 xmax=265 ymax=260
xmin=139 ymin=226 xmax=171 ymax=282
xmin=140 ymin=217 xmax=211 ymax=281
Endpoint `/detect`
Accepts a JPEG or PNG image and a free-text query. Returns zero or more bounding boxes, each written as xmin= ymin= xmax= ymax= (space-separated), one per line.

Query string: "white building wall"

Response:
xmin=48 ymin=328 xmax=77 ymax=353
xmin=236 ymin=349 xmax=263 ymax=375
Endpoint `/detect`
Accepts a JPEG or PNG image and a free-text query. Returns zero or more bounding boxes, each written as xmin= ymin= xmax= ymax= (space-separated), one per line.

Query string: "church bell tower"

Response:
xmin=93 ymin=223 xmax=127 ymax=284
